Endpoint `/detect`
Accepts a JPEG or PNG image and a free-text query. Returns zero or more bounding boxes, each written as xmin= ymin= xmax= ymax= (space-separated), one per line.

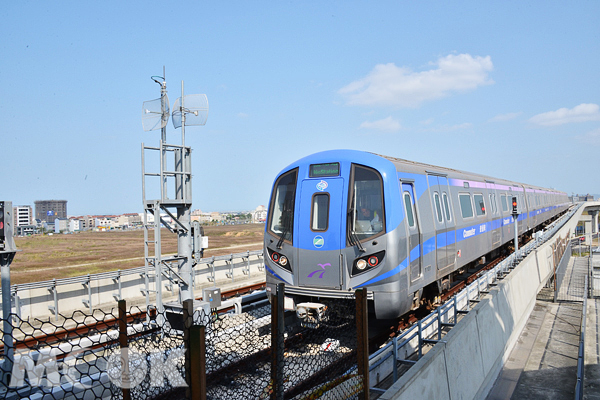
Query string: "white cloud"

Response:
xmin=359 ymin=116 xmax=401 ymax=132
xmin=576 ymin=128 xmax=600 ymax=145
xmin=489 ymin=112 xmax=522 ymax=122
xmin=529 ymin=103 xmax=600 ymax=126
xmin=237 ymin=112 xmax=249 ymax=118
xmin=339 ymin=53 xmax=494 ymax=108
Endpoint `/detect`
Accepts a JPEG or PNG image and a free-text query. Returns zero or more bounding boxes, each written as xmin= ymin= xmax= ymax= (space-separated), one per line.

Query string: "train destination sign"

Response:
xmin=309 ymin=163 xmax=340 ymax=178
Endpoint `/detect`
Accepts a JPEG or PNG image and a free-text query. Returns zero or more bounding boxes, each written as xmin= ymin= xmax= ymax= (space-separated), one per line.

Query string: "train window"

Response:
xmin=348 ymin=164 xmax=385 ymax=242
xmin=434 ymin=192 xmax=443 ymax=222
xmin=490 ymin=194 xmax=498 ymax=215
xmin=442 ymin=192 xmax=452 ymax=221
xmin=474 ymin=194 xmax=486 ymax=216
xmin=501 ymin=194 xmax=508 ymax=212
xmin=404 ymin=192 xmax=415 ymax=227
xmin=311 ymin=193 xmax=329 ymax=231
xmin=267 ymin=169 xmax=297 ymax=243
xmin=459 ymin=193 xmax=474 ymax=219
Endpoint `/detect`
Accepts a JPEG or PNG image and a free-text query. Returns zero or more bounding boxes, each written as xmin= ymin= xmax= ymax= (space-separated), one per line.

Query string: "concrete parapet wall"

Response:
xmin=381 ymin=206 xmax=586 ymax=400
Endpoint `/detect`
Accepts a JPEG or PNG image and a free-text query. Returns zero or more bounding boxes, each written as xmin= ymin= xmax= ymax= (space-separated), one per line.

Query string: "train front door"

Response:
xmin=297 ymin=178 xmax=344 ymax=289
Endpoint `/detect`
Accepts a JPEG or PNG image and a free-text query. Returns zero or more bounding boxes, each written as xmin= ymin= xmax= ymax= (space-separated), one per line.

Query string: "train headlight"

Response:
xmin=267 ymin=248 xmax=292 ymax=272
xmin=352 ymin=250 xmax=385 ymax=276
xmin=356 ymin=259 xmax=367 ymax=271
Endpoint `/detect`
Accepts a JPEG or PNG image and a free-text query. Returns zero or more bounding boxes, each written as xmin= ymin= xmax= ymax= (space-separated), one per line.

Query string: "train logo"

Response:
xmin=307 ymin=263 xmax=330 ymax=279
xmin=313 ymin=235 xmax=324 ymax=248
xmin=316 ymin=180 xmax=328 ymax=191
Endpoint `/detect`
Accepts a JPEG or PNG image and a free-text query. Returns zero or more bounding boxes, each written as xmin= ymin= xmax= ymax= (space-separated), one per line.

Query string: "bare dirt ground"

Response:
xmin=10 ymin=224 xmax=265 ymax=284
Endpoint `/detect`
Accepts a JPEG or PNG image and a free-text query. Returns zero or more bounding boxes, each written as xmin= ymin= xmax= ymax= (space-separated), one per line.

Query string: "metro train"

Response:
xmin=263 ymin=150 xmax=569 ymax=323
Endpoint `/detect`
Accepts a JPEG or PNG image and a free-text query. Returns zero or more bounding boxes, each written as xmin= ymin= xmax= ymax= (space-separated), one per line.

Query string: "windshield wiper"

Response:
xmin=347 ymin=194 xmax=366 ymax=253
xmin=276 ymin=209 xmax=292 ymax=249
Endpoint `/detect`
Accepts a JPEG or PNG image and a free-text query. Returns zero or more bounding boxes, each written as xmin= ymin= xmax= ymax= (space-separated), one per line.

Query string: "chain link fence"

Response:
xmin=1 ymin=288 xmax=369 ymax=400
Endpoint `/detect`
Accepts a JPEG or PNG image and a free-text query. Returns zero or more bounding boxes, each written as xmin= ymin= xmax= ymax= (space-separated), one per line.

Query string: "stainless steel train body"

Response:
xmin=264 ymin=150 xmax=569 ymax=319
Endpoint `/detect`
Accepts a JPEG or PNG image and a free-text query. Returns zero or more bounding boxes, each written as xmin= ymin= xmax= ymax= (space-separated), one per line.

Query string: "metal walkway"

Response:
xmin=486 ymin=256 xmax=593 ymax=399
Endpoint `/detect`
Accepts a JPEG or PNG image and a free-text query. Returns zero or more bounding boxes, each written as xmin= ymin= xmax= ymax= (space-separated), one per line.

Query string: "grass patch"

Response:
xmin=11 ymin=224 xmax=265 ymax=284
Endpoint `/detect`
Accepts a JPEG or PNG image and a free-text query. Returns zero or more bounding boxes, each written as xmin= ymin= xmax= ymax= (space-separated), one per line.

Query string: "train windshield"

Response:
xmin=348 ymin=165 xmax=385 ymax=243
xmin=268 ymin=169 xmax=298 ymax=245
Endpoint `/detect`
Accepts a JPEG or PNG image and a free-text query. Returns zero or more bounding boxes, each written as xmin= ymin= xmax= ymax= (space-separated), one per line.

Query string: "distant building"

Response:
xmin=13 ymin=205 xmax=36 ymax=235
xmin=570 ymin=194 xmax=595 ymax=202
xmin=35 ymin=200 xmax=67 ymax=223
xmin=14 ymin=205 xmax=36 ymax=236
xmin=95 ymin=215 xmax=117 ymax=229
xmin=253 ymin=205 xmax=267 ymax=223
xmin=69 ymin=218 xmax=81 ymax=232
xmin=210 ymin=212 xmax=224 ymax=222
xmin=54 ymin=218 xmax=69 ymax=233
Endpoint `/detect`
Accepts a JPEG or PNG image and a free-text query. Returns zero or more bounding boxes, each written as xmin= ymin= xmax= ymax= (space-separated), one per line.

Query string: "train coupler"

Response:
xmin=295 ymin=302 xmax=328 ymax=329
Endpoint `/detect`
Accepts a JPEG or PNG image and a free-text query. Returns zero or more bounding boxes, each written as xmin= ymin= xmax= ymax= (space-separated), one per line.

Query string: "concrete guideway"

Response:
xmin=487 ymin=257 xmax=589 ymax=399
xmin=378 ymin=202 xmax=598 ymax=400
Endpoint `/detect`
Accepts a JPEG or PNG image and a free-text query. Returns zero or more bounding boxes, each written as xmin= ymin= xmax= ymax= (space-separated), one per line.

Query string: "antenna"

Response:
xmin=142 ymin=95 xmax=170 ymax=131
xmin=141 ymin=74 xmax=170 ymax=132
xmin=172 ymin=93 xmax=209 ymax=128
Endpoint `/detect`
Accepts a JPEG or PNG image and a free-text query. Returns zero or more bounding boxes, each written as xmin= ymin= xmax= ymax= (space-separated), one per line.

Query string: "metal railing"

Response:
xmin=0 ymin=250 xmax=264 ymax=321
xmin=575 ymin=273 xmax=588 ymax=400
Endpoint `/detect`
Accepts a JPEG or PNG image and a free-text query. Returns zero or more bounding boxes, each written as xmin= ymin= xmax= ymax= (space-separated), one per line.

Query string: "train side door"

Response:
xmin=427 ymin=174 xmax=446 ymax=272
xmin=297 ymin=178 xmax=344 ymax=289
xmin=486 ymin=181 xmax=501 ymax=248
xmin=402 ymin=182 xmax=422 ymax=283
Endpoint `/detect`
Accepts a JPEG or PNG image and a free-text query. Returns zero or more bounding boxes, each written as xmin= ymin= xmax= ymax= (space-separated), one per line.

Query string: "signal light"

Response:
xmin=0 ymin=201 xmax=16 ymax=252
xmin=368 ymin=256 xmax=379 ymax=267
xmin=0 ymin=202 xmax=5 ymax=239
xmin=512 ymin=197 xmax=518 ymax=215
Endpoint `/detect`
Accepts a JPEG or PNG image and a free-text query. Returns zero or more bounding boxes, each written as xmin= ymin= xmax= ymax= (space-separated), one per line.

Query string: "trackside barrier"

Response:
xmin=0 ymin=250 xmax=264 ymax=321
xmin=575 ymin=274 xmax=588 ymax=400
xmin=374 ymin=204 xmax=587 ymax=399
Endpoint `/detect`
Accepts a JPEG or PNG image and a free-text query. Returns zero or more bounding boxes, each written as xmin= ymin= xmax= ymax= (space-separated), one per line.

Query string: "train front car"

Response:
xmin=264 ymin=150 xmax=409 ymax=326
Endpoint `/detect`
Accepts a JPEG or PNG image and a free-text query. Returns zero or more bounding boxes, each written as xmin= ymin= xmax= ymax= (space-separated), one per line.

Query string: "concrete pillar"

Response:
xmin=590 ymin=210 xmax=599 ymax=233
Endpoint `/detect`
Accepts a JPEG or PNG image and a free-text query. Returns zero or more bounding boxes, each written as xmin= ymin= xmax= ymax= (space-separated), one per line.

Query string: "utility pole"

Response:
xmin=1 ymin=201 xmax=17 ymax=386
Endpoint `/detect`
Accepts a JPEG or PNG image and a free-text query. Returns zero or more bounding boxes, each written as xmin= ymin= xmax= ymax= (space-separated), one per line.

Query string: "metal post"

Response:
xmin=117 ymin=270 xmax=122 ymax=300
xmin=118 ymin=299 xmax=131 ymax=400
xmin=514 ymin=214 xmax=519 ymax=261
xmin=177 ymin=204 xmax=193 ymax=301
xmin=356 ymin=288 xmax=370 ymax=400
xmin=270 ymin=283 xmax=285 ymax=400
xmin=183 ymin=299 xmax=194 ymax=398
xmin=154 ymin=202 xmax=164 ymax=326
xmin=190 ymin=325 xmax=207 ymax=400
xmin=437 ymin=306 xmax=443 ymax=341
xmin=51 ymin=279 xmax=58 ymax=320
xmin=1 ymin=252 xmax=15 ymax=386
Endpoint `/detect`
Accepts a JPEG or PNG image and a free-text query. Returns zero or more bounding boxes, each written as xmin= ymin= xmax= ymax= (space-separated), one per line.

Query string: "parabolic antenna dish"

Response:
xmin=142 ymin=95 xmax=170 ymax=132
xmin=172 ymin=94 xmax=208 ymax=128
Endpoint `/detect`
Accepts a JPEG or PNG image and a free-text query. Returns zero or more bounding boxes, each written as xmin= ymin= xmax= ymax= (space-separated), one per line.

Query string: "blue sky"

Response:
xmin=2 ymin=1 xmax=599 ymax=216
